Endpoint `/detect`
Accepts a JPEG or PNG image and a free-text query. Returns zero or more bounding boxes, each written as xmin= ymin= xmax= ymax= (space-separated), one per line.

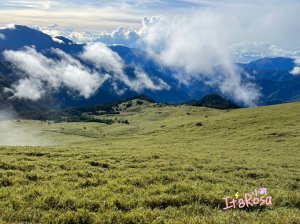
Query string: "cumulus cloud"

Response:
xmin=0 ymin=34 xmax=5 ymax=40
xmin=3 ymin=47 xmax=107 ymax=100
xmin=92 ymin=16 xmax=160 ymax=47
xmin=290 ymin=58 xmax=300 ymax=75
xmin=34 ymin=16 xmax=161 ymax=46
xmin=33 ymin=25 xmax=98 ymax=44
xmin=80 ymin=43 xmax=170 ymax=93
xmin=94 ymin=27 xmax=140 ymax=46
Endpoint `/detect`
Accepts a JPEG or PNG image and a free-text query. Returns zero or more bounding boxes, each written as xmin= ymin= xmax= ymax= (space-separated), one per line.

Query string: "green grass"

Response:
xmin=0 ymin=100 xmax=299 ymax=223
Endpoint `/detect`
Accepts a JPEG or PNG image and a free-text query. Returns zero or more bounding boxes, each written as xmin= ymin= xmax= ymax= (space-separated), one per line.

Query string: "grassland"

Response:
xmin=0 ymin=100 xmax=299 ymax=223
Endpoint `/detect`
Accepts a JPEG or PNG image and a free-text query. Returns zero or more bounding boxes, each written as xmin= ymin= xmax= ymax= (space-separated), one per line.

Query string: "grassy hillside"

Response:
xmin=0 ymin=100 xmax=299 ymax=223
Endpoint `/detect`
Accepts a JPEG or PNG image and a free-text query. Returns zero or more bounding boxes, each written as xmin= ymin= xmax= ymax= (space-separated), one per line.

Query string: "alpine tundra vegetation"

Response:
xmin=0 ymin=100 xmax=299 ymax=223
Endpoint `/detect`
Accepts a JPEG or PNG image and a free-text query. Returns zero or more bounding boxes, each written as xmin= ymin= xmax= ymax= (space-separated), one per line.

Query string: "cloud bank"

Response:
xmin=3 ymin=43 xmax=169 ymax=101
xmin=3 ymin=47 xmax=106 ymax=100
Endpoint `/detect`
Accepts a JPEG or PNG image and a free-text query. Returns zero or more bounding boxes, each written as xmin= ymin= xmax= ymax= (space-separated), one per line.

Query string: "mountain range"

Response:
xmin=1 ymin=25 xmax=300 ymax=113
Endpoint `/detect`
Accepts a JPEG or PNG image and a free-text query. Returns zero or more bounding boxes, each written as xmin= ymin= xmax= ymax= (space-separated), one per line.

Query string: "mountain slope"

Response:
xmin=0 ymin=100 xmax=299 ymax=223
xmin=239 ymin=57 xmax=296 ymax=81
xmin=0 ymin=25 xmax=83 ymax=53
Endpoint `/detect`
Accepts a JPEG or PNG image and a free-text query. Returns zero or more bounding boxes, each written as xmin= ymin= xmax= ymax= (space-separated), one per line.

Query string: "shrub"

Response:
xmin=58 ymin=210 xmax=95 ymax=224
xmin=126 ymin=102 xmax=133 ymax=108
xmin=0 ymin=177 xmax=13 ymax=187
xmin=137 ymin=100 xmax=144 ymax=105
xmin=89 ymin=161 xmax=110 ymax=169
xmin=26 ymin=173 xmax=39 ymax=181
xmin=43 ymin=195 xmax=60 ymax=210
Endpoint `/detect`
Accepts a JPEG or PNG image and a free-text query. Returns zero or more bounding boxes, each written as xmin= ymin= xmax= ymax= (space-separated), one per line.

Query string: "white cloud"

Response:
xmin=0 ymin=24 xmax=16 ymax=30
xmin=80 ymin=43 xmax=124 ymax=74
xmin=33 ymin=16 xmax=160 ymax=45
xmin=92 ymin=16 xmax=160 ymax=47
xmin=43 ymin=13 xmax=268 ymax=106
xmin=3 ymin=47 xmax=107 ymax=100
xmin=35 ymin=9 xmax=300 ymax=64
xmin=4 ymin=79 xmax=45 ymax=101
xmin=2 ymin=0 xmax=300 ymax=50
xmin=3 ymin=44 xmax=169 ymax=101
xmin=290 ymin=58 xmax=300 ymax=76
xmin=0 ymin=33 xmax=5 ymax=40
xmin=141 ymin=11 xmax=261 ymax=106
xmin=33 ymin=1 xmax=300 ymax=63
xmin=231 ymin=42 xmax=300 ymax=63
xmin=97 ymin=26 xmax=139 ymax=46
xmin=80 ymin=43 xmax=170 ymax=93
xmin=33 ymin=25 xmax=97 ymax=44
xmin=131 ymin=69 xmax=170 ymax=92
xmin=290 ymin=67 xmax=300 ymax=75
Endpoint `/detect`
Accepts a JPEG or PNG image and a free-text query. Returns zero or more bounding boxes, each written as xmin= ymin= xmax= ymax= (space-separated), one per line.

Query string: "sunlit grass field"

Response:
xmin=0 ymin=100 xmax=299 ymax=223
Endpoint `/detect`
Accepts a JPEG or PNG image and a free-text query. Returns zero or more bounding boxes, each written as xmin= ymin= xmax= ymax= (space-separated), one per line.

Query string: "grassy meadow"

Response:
xmin=0 ymin=100 xmax=299 ymax=223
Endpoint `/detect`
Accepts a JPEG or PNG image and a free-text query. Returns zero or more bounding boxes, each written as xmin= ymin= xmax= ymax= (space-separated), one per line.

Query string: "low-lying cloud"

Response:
xmin=290 ymin=58 xmax=300 ymax=75
xmin=141 ymin=11 xmax=261 ymax=106
xmin=0 ymin=109 xmax=38 ymax=146
xmin=0 ymin=108 xmax=16 ymax=121
xmin=0 ymin=33 xmax=5 ymax=40
xmin=80 ymin=43 xmax=170 ymax=93
xmin=80 ymin=43 xmax=125 ymax=75
xmin=4 ymin=47 xmax=106 ymax=100
xmin=3 ymin=43 xmax=170 ymax=101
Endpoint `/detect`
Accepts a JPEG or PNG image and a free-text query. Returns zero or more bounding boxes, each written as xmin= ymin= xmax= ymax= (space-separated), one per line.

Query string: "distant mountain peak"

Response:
xmin=0 ymin=24 xmax=57 ymax=51
xmin=245 ymin=57 xmax=295 ymax=71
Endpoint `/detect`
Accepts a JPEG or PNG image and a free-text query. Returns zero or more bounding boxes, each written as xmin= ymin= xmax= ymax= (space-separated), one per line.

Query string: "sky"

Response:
xmin=0 ymin=0 xmax=208 ymax=30
xmin=1 ymin=0 xmax=300 ymax=52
